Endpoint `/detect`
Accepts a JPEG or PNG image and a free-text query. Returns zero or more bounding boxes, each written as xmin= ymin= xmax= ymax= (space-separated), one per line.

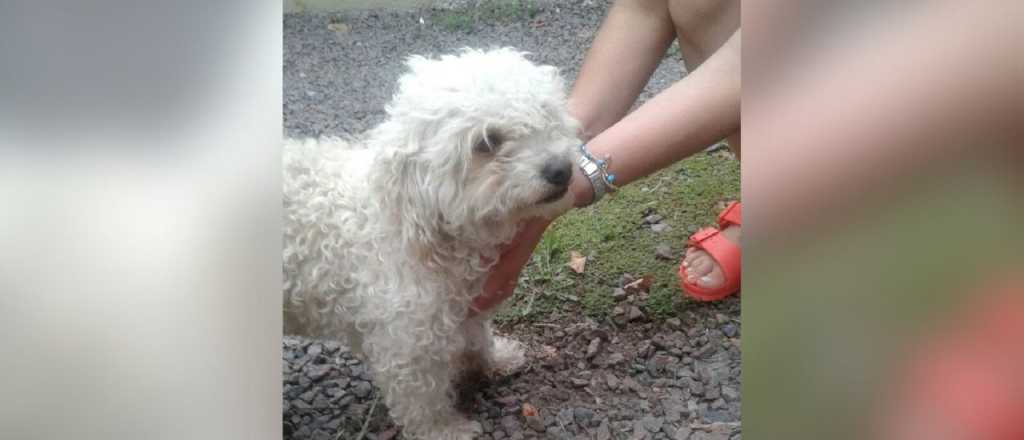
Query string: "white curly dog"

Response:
xmin=283 ymin=48 xmax=580 ymax=439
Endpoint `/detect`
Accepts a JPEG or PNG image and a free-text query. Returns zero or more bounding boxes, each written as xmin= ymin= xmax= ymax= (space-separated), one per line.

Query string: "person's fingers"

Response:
xmin=470 ymin=217 xmax=553 ymax=316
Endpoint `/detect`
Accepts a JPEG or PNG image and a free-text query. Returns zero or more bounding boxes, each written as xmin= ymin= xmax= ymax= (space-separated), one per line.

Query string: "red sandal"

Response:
xmin=678 ymin=201 xmax=741 ymax=301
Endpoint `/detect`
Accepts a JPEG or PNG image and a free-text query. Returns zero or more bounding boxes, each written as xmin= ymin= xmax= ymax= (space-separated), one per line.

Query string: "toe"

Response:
xmin=696 ymin=265 xmax=725 ymax=289
xmin=683 ymin=248 xmax=698 ymax=266
xmin=686 ymin=255 xmax=714 ymax=282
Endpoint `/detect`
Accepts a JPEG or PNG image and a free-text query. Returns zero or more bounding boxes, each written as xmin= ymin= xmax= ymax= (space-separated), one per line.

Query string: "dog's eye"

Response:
xmin=473 ymin=131 xmax=505 ymax=154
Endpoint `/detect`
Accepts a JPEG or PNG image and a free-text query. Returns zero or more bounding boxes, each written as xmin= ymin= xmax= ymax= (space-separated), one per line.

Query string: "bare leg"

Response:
xmin=568 ymin=0 xmax=676 ymax=139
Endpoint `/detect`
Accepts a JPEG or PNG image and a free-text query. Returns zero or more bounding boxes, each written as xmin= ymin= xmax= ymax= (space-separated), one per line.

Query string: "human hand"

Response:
xmin=469 ymin=217 xmax=553 ymax=316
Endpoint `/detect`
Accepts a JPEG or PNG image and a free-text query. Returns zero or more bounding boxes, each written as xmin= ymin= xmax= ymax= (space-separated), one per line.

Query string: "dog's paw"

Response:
xmin=491 ymin=336 xmax=527 ymax=376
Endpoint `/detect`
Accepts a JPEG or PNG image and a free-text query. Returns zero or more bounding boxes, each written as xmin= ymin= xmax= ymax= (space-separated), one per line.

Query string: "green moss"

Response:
xmin=494 ymin=149 xmax=740 ymax=323
xmin=438 ymin=11 xmax=474 ymax=32
xmin=434 ymin=0 xmax=539 ymax=33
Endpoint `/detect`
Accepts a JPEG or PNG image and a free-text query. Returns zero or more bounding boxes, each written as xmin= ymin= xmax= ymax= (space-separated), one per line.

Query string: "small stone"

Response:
xmin=313 ymin=394 xmax=329 ymax=408
xmin=642 ymin=416 xmax=664 ymax=433
xmin=721 ymin=324 xmax=738 ymax=338
xmin=702 ymin=409 xmax=734 ymax=424
xmin=573 ymin=407 xmax=595 ymax=426
xmin=606 ymin=352 xmax=625 ymax=366
xmin=707 ymin=329 xmax=725 ymax=346
xmin=628 ymin=306 xmax=645 ymax=322
xmin=722 ymin=386 xmax=740 ymax=402
xmin=606 ymin=373 xmax=620 ymax=390
xmin=666 ymin=317 xmax=683 ymax=330
xmin=596 ymin=420 xmax=612 ymax=440
xmin=694 ymin=344 xmax=715 ymax=359
xmin=643 ymin=214 xmax=664 ymax=225
xmin=706 ymin=385 xmax=721 ymax=400
xmin=571 ymin=378 xmax=589 ymax=388
xmin=332 ymin=394 xmax=354 ymax=408
xmin=651 ymin=223 xmax=671 ymax=233
xmin=323 ymin=417 xmax=342 ymax=431
xmin=495 ymin=395 xmax=519 ymax=407
xmin=299 ymin=389 xmax=316 ymax=403
xmin=674 ymin=427 xmax=692 ymax=440
xmin=705 ymin=422 xmax=734 ymax=439
xmin=557 ymin=408 xmax=575 ymax=426
xmin=500 ymin=415 xmax=520 ymax=432
xmin=352 ymin=380 xmax=373 ymax=398
xmin=525 ymin=414 xmax=546 ymax=432
xmin=550 ymin=387 xmax=570 ymax=401
xmin=613 ymin=306 xmax=626 ymax=316
xmin=711 ymin=398 xmax=727 ymax=409
xmin=664 ymin=401 xmax=684 ymax=423
xmin=612 ymin=288 xmax=629 ymax=301
xmin=632 ymin=420 xmax=650 ymax=439
xmin=622 ymin=376 xmax=641 ymax=393
xmin=646 ymin=354 xmax=676 ymax=377
xmin=586 ymin=338 xmax=602 ymax=360
xmin=307 ymin=343 xmax=323 ymax=357
xmin=690 ymin=380 xmax=705 ymax=396
xmin=330 ymin=377 xmax=350 ymax=390
xmin=308 ymin=364 xmax=331 ymax=381
xmin=654 ymin=244 xmax=675 ymax=260
xmin=651 ymin=334 xmax=672 ymax=351
xmin=664 ymin=424 xmax=678 ymax=438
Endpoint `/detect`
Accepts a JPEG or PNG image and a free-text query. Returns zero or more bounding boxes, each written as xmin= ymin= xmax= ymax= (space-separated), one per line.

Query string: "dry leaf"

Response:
xmin=522 ymin=403 xmax=538 ymax=417
xmin=567 ymin=251 xmax=587 ymax=274
xmin=623 ymin=274 xmax=653 ymax=293
xmin=327 ymin=22 xmax=350 ymax=33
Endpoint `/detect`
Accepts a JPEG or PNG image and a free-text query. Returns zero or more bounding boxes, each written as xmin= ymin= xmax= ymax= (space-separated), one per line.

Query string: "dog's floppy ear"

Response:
xmin=371 ymin=130 xmax=469 ymax=249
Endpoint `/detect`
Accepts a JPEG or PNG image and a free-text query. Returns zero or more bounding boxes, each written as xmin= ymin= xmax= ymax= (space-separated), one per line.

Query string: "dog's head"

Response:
xmin=372 ymin=48 xmax=581 ymax=244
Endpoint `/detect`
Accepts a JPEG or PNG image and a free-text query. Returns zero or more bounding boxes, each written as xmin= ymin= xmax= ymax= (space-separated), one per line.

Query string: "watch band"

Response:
xmin=576 ymin=144 xmax=617 ymax=205
xmin=577 ymin=153 xmax=607 ymax=203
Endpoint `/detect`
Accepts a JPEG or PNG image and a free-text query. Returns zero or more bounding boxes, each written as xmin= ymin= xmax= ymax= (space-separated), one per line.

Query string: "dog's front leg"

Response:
xmin=457 ymin=315 xmax=526 ymax=380
xmin=364 ymin=320 xmax=482 ymax=439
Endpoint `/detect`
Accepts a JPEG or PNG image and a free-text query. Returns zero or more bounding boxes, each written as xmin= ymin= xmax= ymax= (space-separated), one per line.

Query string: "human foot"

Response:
xmin=682 ymin=224 xmax=740 ymax=290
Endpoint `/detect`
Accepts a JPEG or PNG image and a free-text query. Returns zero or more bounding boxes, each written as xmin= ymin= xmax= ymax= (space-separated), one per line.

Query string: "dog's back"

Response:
xmin=282 ymin=137 xmax=373 ymax=338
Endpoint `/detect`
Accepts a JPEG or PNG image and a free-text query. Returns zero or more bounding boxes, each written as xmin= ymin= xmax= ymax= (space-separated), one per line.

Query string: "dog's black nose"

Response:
xmin=541 ymin=160 xmax=573 ymax=186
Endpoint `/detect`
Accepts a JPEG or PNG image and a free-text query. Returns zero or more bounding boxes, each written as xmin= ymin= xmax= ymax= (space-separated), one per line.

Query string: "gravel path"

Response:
xmin=284 ymin=2 xmax=740 ymax=439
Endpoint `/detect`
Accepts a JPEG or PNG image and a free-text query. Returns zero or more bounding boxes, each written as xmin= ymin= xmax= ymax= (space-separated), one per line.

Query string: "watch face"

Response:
xmin=583 ymin=162 xmax=599 ymax=174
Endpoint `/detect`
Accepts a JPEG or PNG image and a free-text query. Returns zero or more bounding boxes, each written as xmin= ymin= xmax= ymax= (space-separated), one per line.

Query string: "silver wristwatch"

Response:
xmin=576 ymin=144 xmax=617 ymax=205
xmin=578 ymin=153 xmax=607 ymax=204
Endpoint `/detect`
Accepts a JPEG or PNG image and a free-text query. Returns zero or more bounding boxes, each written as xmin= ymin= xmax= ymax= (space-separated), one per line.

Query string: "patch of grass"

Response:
xmin=434 ymin=0 xmax=540 ymax=33
xmin=494 ymin=149 xmax=741 ymax=323
xmin=665 ymin=40 xmax=681 ymax=59
xmin=438 ymin=11 xmax=474 ymax=32
xmin=477 ymin=0 xmax=539 ymax=22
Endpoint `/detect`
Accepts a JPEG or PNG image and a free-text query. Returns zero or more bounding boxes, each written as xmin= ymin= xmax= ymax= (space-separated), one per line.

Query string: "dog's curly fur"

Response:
xmin=283 ymin=48 xmax=580 ymax=439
